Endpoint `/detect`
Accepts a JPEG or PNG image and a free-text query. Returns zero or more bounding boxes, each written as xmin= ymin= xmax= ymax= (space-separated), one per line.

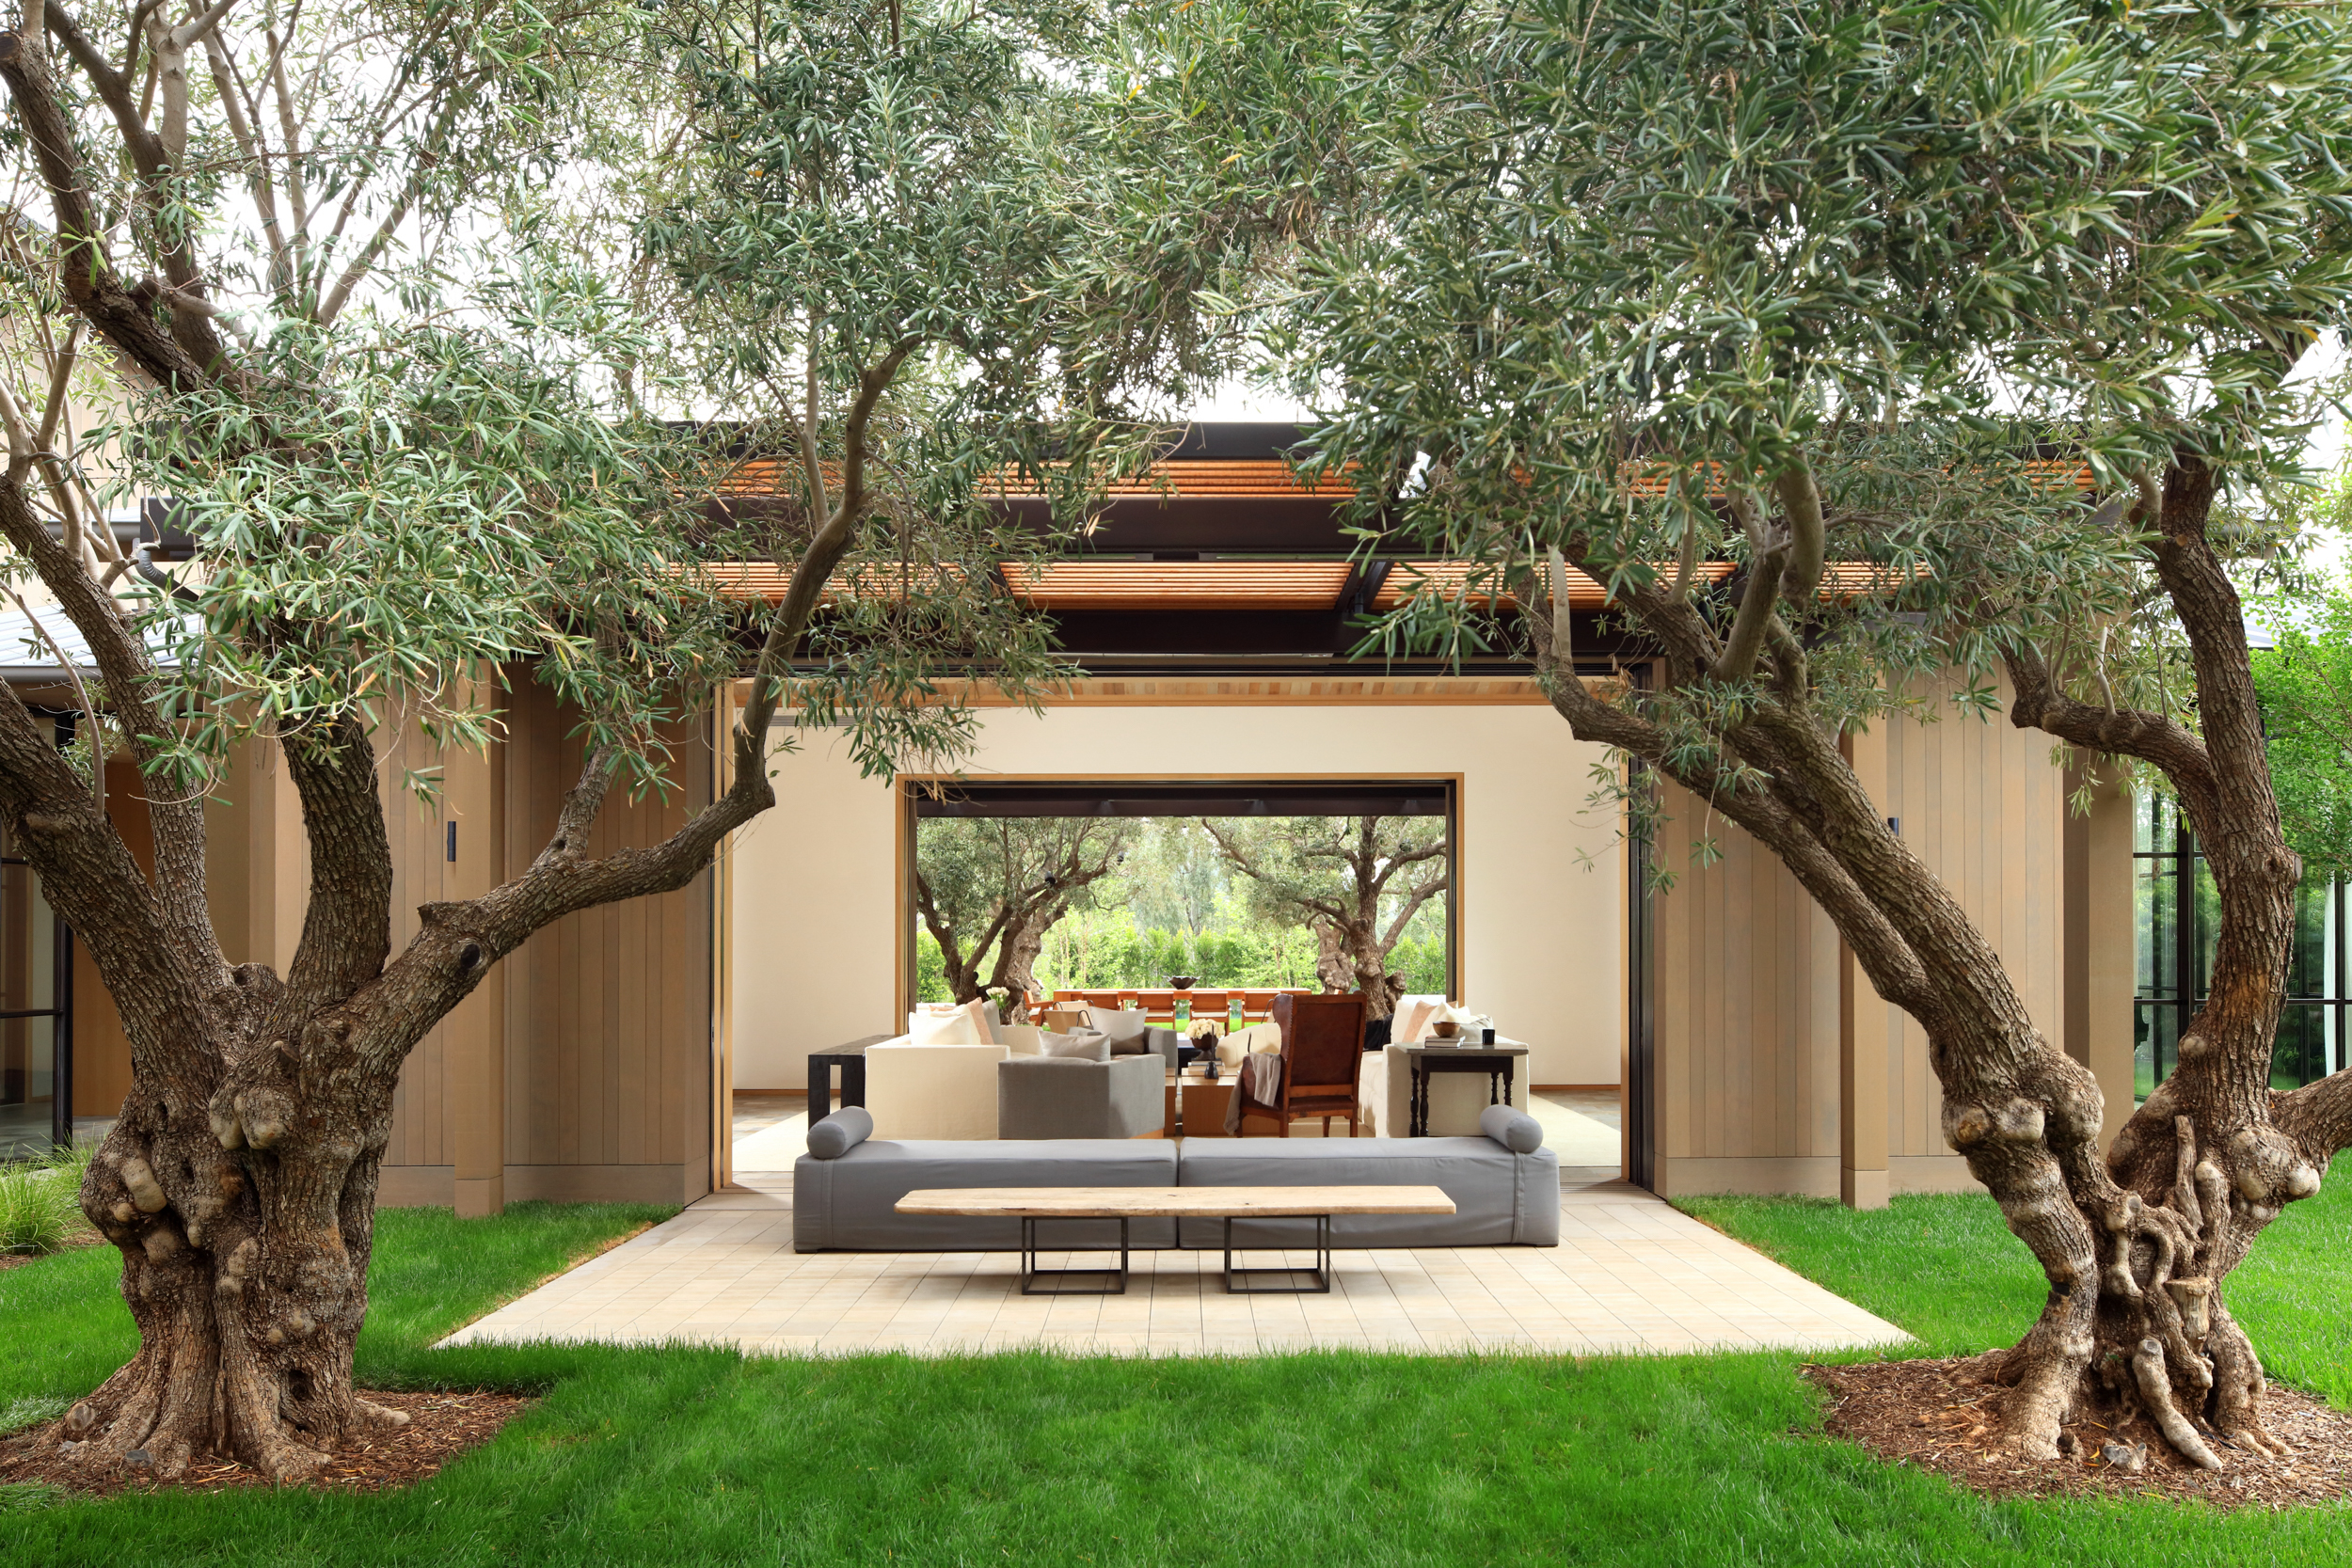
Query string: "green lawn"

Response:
xmin=1 ymin=1196 xmax=2348 ymax=1566
xmin=1677 ymin=1170 xmax=2352 ymax=1404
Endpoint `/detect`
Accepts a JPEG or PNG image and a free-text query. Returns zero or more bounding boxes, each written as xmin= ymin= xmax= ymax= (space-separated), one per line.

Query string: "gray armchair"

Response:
xmin=998 ymin=1053 xmax=1164 ymax=1139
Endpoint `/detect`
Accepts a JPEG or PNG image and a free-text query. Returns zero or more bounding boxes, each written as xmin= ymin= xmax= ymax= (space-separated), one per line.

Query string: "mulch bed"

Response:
xmin=1811 ymin=1352 xmax=2352 ymax=1510
xmin=0 ymin=1390 xmax=532 ymax=1498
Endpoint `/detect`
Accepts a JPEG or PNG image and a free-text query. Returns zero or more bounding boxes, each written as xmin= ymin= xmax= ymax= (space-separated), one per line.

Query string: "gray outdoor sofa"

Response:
xmin=791 ymin=1104 xmax=1559 ymax=1252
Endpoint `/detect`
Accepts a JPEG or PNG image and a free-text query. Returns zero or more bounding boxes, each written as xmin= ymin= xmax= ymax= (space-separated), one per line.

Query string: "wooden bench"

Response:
xmin=894 ymin=1185 xmax=1455 ymax=1295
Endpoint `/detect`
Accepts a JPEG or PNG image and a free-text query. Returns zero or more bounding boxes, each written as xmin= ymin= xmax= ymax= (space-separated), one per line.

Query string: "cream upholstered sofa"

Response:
xmin=863 ymin=998 xmax=1008 ymax=1140
xmin=863 ymin=997 xmax=1155 ymax=1139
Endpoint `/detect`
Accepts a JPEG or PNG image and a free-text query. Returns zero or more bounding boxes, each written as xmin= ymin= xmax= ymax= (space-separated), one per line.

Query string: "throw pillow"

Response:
xmin=994 ymin=1024 xmax=1046 ymax=1055
xmin=1391 ymin=994 xmax=1444 ymax=1045
xmin=961 ymin=996 xmax=1000 ymax=1045
xmin=908 ymin=1007 xmax=983 ymax=1046
xmin=1038 ymin=1029 xmax=1111 ymax=1061
xmin=1215 ymin=1023 xmax=1282 ymax=1068
xmin=1082 ymin=1005 xmax=1152 ymax=1045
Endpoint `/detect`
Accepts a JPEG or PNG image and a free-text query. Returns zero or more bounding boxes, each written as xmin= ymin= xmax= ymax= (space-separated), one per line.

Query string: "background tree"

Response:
xmin=1120 ymin=818 xmax=1224 ymax=975
xmin=914 ymin=817 xmax=1133 ymax=1012
xmin=2252 ymin=568 xmax=2352 ymax=886
xmin=1121 ymin=0 xmax=2352 ymax=1466
xmin=0 ymin=0 xmax=1116 ymax=1482
xmin=1204 ymin=816 xmax=1448 ymax=1015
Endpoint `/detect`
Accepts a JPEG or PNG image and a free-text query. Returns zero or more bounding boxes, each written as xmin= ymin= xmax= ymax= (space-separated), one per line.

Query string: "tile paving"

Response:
xmin=438 ymin=1159 xmax=1908 ymax=1359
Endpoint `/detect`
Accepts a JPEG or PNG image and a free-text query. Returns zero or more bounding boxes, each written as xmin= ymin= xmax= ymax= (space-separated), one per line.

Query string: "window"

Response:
xmin=0 ymin=840 xmax=72 ymax=1159
xmin=2135 ymin=794 xmax=2347 ymax=1100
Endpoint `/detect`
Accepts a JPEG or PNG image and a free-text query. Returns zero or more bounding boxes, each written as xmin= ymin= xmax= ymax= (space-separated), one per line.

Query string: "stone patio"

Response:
xmin=438 ymin=1114 xmax=1907 ymax=1357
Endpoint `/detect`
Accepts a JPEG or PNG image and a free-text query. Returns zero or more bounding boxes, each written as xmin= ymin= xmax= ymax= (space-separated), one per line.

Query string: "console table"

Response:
xmin=893 ymin=1185 xmax=1454 ymax=1294
xmin=806 ymin=1035 xmax=893 ymax=1123
xmin=1400 ymin=1044 xmax=1530 ymax=1137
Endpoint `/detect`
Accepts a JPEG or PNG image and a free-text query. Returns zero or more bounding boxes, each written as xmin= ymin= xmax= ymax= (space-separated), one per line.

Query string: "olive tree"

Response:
xmin=1204 ymin=816 xmax=1448 ymax=1014
xmin=0 ymin=0 xmax=1113 ymax=1482
xmin=914 ymin=816 xmax=1133 ymax=1010
xmin=1124 ymin=0 xmax=2352 ymax=1465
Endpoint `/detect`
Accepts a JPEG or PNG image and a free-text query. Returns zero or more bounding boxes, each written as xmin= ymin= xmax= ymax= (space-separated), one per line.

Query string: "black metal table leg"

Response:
xmin=1223 ymin=1213 xmax=1331 ymax=1293
xmin=1019 ymin=1215 xmax=1129 ymax=1295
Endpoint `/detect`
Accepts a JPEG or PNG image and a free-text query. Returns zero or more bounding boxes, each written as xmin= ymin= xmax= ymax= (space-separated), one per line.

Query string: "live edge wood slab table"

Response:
xmin=893 ymin=1186 xmax=1456 ymax=1296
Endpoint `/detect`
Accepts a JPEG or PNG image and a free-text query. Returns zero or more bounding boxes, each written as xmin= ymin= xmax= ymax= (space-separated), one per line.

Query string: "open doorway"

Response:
xmin=901 ymin=778 xmax=1459 ymax=1027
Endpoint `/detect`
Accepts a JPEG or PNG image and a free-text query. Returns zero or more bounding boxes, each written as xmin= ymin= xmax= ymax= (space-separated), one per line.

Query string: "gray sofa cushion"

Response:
xmin=805 ymin=1106 xmax=873 ymax=1159
xmin=794 ymin=1138 xmax=1178 ymax=1251
xmin=1174 ymin=1137 xmax=1558 ymax=1248
xmin=1142 ymin=1026 xmax=1184 ymax=1073
xmin=998 ymin=1054 xmax=1162 ymax=1139
xmin=1479 ymin=1103 xmax=1544 ymax=1154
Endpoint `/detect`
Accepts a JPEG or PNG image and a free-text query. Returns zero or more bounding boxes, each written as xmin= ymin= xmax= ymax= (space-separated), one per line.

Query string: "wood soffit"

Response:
xmin=730 ymin=674 xmax=1593 ymax=707
xmin=698 ymin=436 xmax=2091 ymax=660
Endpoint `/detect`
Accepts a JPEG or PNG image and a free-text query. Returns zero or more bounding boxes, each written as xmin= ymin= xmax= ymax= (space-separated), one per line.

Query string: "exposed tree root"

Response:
xmin=3 ymin=1390 xmax=528 ymax=1497
xmin=2133 ymin=1337 xmax=2223 ymax=1470
xmin=1812 ymin=1356 xmax=2352 ymax=1509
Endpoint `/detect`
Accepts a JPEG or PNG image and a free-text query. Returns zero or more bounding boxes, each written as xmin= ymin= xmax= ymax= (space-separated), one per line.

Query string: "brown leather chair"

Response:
xmin=1236 ymin=992 xmax=1369 ymax=1137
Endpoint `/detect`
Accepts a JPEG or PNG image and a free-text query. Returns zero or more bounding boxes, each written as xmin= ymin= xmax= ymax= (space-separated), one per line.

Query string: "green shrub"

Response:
xmin=0 ymin=1149 xmax=91 ymax=1257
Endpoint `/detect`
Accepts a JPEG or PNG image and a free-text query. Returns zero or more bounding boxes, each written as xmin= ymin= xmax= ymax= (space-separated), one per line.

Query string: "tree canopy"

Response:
xmin=1104 ymin=0 xmax=2352 ymax=1466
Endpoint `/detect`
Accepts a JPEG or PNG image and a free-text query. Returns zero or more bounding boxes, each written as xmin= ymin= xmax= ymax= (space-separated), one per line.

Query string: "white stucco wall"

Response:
xmin=728 ymin=705 xmax=1625 ymax=1090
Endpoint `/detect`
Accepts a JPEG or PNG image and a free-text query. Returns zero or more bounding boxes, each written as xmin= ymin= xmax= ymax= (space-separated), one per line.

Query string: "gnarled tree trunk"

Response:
xmin=1531 ymin=455 xmax=2349 ymax=1468
xmin=2002 ymin=457 xmax=2322 ymax=1463
xmin=14 ymin=698 xmax=787 ymax=1483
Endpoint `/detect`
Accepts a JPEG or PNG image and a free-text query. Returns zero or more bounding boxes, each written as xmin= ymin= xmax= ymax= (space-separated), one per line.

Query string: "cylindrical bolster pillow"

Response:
xmin=805 ymin=1106 xmax=874 ymax=1159
xmin=1480 ymin=1103 xmax=1544 ymax=1154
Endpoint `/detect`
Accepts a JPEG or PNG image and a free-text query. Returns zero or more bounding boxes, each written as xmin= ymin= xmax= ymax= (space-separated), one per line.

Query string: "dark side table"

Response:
xmin=1402 ymin=1044 xmax=1531 ymax=1136
xmin=807 ymin=1035 xmax=893 ymax=1124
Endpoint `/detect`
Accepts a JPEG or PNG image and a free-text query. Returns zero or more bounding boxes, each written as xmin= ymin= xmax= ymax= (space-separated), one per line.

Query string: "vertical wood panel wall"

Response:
xmin=1651 ymin=791 xmax=1844 ymax=1194
xmin=54 ymin=694 xmax=717 ymax=1210
xmin=1879 ymin=680 xmax=2067 ymax=1175
xmin=491 ymin=680 xmax=714 ymax=1207
xmin=1648 ymin=676 xmax=2108 ymax=1197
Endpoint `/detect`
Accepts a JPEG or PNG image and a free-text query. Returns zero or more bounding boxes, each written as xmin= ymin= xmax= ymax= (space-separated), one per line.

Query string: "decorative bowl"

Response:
xmin=1433 ymin=1021 xmax=1460 ymax=1038
xmin=1168 ymin=974 xmax=1200 ymax=990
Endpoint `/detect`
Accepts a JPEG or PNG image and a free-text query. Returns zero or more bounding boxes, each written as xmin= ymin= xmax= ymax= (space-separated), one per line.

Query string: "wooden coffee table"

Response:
xmin=894 ymin=1185 xmax=1455 ymax=1295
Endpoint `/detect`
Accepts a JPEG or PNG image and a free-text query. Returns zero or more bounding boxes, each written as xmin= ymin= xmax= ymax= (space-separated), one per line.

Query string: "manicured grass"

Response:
xmin=4 ymin=1196 xmax=2351 ymax=1565
xmin=1677 ymin=1172 xmax=2352 ymax=1402
xmin=0 ymin=1201 xmax=675 ymax=1422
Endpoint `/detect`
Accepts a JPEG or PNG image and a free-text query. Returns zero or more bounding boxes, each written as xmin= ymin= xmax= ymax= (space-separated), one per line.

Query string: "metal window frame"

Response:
xmin=2134 ymin=796 xmax=2348 ymax=1094
xmin=0 ymin=849 xmax=74 ymax=1152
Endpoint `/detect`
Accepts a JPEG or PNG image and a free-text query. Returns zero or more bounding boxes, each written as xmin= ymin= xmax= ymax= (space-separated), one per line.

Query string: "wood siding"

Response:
xmin=495 ymin=681 xmax=712 ymax=1181
xmin=58 ymin=688 xmax=716 ymax=1208
xmin=1648 ymin=676 xmax=2092 ymax=1196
